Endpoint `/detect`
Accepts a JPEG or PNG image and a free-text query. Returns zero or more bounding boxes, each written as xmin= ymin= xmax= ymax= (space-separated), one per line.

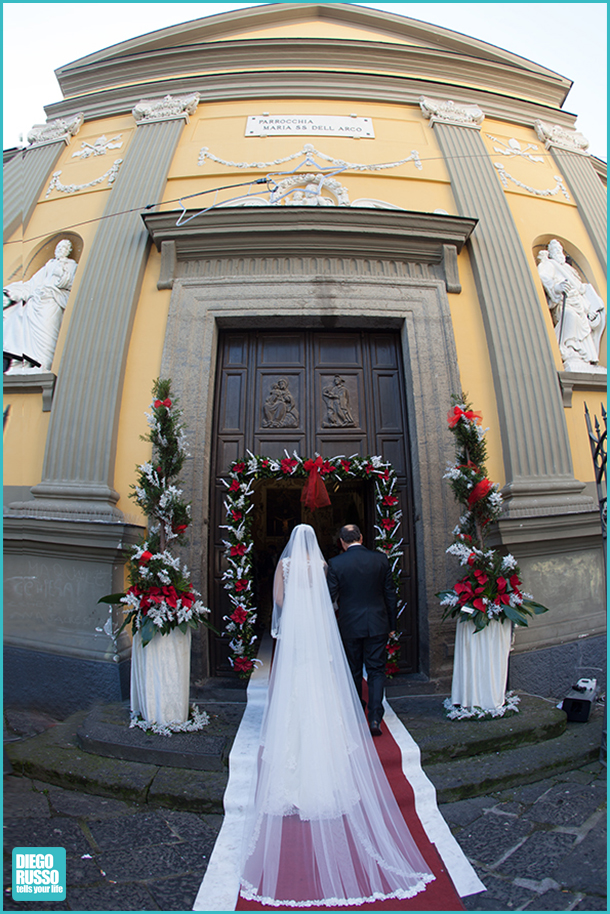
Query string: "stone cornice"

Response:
xmin=44 ymin=70 xmax=579 ymax=141
xmin=142 ymin=207 xmax=477 ymax=284
xmin=55 ymin=37 xmax=571 ymax=112
xmin=3 ymin=515 xmax=144 ymax=562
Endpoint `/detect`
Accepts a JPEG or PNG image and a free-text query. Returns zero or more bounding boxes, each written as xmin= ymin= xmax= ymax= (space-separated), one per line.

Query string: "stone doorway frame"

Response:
xmin=144 ymin=207 xmax=476 ymax=683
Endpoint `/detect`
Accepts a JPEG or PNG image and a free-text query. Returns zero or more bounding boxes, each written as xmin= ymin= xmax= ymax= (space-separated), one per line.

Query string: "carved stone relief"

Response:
xmin=27 ymin=114 xmax=84 ymax=147
xmin=322 ymin=376 xmax=356 ymax=428
xmin=45 ymin=159 xmax=123 ymax=197
xmin=419 ymin=96 xmax=484 ymax=129
xmin=132 ymin=93 xmax=200 ymax=123
xmin=262 ymin=378 xmax=299 ymax=428
xmin=534 ymin=121 xmax=590 ymax=155
xmin=72 ymin=135 xmax=123 ymax=158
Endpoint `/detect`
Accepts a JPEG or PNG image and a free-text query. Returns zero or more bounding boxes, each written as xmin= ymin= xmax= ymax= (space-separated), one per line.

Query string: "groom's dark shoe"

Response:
xmin=369 ymin=720 xmax=382 ymax=736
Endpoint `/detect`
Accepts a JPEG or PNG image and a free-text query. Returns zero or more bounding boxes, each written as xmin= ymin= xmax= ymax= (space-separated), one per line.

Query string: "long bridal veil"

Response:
xmin=239 ymin=524 xmax=435 ymax=907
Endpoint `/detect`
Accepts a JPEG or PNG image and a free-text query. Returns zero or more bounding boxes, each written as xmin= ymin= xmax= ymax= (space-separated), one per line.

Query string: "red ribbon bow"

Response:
xmin=301 ymin=456 xmax=331 ymax=511
xmin=448 ymin=406 xmax=483 ymax=428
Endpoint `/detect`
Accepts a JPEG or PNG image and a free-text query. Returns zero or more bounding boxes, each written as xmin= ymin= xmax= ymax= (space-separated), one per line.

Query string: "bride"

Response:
xmin=239 ymin=524 xmax=435 ymax=907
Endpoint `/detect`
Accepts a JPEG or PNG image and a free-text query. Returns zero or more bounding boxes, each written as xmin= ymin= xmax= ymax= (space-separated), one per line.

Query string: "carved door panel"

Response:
xmin=210 ymin=331 xmax=417 ymax=675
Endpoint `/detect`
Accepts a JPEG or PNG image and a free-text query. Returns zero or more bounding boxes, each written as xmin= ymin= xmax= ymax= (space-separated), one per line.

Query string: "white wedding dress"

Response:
xmin=239 ymin=524 xmax=435 ymax=907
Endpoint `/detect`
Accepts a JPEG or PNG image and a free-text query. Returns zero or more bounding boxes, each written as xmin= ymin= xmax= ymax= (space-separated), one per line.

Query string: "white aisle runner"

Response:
xmin=193 ymin=637 xmax=484 ymax=911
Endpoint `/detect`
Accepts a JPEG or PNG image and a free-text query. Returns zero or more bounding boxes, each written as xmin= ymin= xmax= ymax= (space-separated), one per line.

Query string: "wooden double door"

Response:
xmin=210 ymin=330 xmax=418 ymax=674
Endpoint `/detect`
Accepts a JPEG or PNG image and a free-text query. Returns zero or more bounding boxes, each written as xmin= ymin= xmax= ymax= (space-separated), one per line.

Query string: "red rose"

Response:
xmin=233 ymin=462 xmax=246 ymax=475
xmin=234 ymin=657 xmax=254 ymax=673
xmin=234 ymin=578 xmax=248 ymax=592
xmin=231 ymin=510 xmax=243 ymax=522
xmin=320 ymin=460 xmax=335 ymax=475
xmin=231 ymin=607 xmax=248 ymax=625
xmin=381 ymin=518 xmax=396 ymax=531
xmin=228 ymin=479 xmax=241 ymax=492
xmin=281 ymin=457 xmax=298 ymax=474
xmin=340 ymin=460 xmax=351 ymax=473
xmin=386 ymin=661 xmax=399 ymax=675
xmin=377 ymin=468 xmax=390 ymax=481
xmin=261 ymin=459 xmax=269 ymax=468
xmin=230 ymin=543 xmax=247 ymax=557
xmin=138 ymin=551 xmax=153 ymax=565
xmin=365 ymin=463 xmax=374 ymax=474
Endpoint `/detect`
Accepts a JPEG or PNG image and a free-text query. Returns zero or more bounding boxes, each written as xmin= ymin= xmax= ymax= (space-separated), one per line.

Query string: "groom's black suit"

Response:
xmin=327 ymin=544 xmax=397 ymax=726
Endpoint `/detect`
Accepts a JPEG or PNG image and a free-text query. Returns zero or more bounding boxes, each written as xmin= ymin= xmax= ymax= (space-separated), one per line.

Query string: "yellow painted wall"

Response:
xmin=2 ymin=394 xmax=50 ymax=484
xmin=5 ymin=97 xmax=605 ymax=506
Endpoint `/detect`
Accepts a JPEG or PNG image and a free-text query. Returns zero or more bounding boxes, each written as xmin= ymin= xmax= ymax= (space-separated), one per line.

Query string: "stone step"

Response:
xmin=389 ymin=693 xmax=567 ymax=765
xmin=423 ymin=713 xmax=604 ymax=804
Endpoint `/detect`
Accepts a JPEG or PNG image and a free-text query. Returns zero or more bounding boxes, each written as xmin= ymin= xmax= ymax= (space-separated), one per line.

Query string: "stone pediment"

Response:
xmin=52 ymin=3 xmax=571 ymax=115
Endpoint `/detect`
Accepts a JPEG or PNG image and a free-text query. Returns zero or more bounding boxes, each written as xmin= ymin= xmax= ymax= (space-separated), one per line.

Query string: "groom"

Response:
xmin=327 ymin=524 xmax=397 ymax=736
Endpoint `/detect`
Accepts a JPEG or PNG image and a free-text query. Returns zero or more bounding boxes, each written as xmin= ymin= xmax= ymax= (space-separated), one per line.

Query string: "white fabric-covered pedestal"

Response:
xmin=451 ymin=619 xmax=511 ymax=711
xmin=130 ymin=626 xmax=191 ymax=726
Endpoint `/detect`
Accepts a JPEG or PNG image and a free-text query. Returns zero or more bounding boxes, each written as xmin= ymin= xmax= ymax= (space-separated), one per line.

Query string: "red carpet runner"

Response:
xmin=236 ymin=715 xmax=464 ymax=911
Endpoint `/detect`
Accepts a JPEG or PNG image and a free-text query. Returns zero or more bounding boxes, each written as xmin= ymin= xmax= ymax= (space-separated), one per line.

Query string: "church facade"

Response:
xmin=4 ymin=4 xmax=606 ymax=714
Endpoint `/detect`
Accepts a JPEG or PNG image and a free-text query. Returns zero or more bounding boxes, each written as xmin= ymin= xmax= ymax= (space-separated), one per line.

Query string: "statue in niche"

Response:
xmin=537 ymin=240 xmax=606 ymax=373
xmin=262 ymin=378 xmax=299 ymax=428
xmin=322 ymin=375 xmax=356 ymax=427
xmin=3 ymin=239 xmax=77 ymax=373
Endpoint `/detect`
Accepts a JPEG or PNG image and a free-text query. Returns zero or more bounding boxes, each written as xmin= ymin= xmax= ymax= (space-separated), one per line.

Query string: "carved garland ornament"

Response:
xmin=198 ymin=142 xmax=422 ymax=172
xmin=493 ymin=163 xmax=570 ymax=200
xmin=45 ymin=159 xmax=123 ymax=198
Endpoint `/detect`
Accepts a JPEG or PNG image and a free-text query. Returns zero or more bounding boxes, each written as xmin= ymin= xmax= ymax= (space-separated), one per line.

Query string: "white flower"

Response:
xmin=501 ymin=554 xmax=518 ymax=572
xmin=446 ymin=542 xmax=474 ymax=564
xmin=439 ymin=593 xmax=459 ymax=607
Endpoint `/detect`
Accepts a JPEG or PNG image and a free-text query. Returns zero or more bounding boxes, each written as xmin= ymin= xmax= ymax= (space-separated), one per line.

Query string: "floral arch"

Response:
xmin=220 ymin=451 xmax=404 ymax=676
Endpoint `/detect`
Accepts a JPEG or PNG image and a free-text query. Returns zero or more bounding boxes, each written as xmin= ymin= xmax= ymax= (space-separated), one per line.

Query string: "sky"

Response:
xmin=2 ymin=2 xmax=607 ymax=160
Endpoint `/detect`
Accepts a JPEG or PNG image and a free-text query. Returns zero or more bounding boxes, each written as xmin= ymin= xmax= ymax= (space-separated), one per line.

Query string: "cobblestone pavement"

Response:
xmin=444 ymin=760 xmax=607 ymax=912
xmin=3 ymin=760 xmax=606 ymax=911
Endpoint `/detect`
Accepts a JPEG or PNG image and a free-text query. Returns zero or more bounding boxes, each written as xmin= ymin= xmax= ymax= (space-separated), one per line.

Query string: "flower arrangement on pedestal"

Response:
xmin=99 ymin=378 xmax=213 ymax=733
xmin=436 ymin=395 xmax=548 ymax=718
xmin=221 ymin=451 xmax=405 ymax=678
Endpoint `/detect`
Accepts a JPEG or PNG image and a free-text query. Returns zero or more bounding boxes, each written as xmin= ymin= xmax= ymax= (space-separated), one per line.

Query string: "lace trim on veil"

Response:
xmin=240 ymin=872 xmax=436 ymax=908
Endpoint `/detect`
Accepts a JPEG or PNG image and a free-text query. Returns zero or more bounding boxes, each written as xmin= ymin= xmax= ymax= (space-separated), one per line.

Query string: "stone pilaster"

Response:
xmin=12 ymin=94 xmax=199 ymax=519
xmin=3 ymin=115 xmax=83 ymax=241
xmin=420 ymin=97 xmax=593 ymax=517
xmin=535 ymin=121 xmax=607 ymax=272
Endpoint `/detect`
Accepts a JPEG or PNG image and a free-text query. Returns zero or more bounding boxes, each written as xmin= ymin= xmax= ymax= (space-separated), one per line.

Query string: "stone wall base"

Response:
xmin=4 ymin=646 xmax=130 ymax=717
